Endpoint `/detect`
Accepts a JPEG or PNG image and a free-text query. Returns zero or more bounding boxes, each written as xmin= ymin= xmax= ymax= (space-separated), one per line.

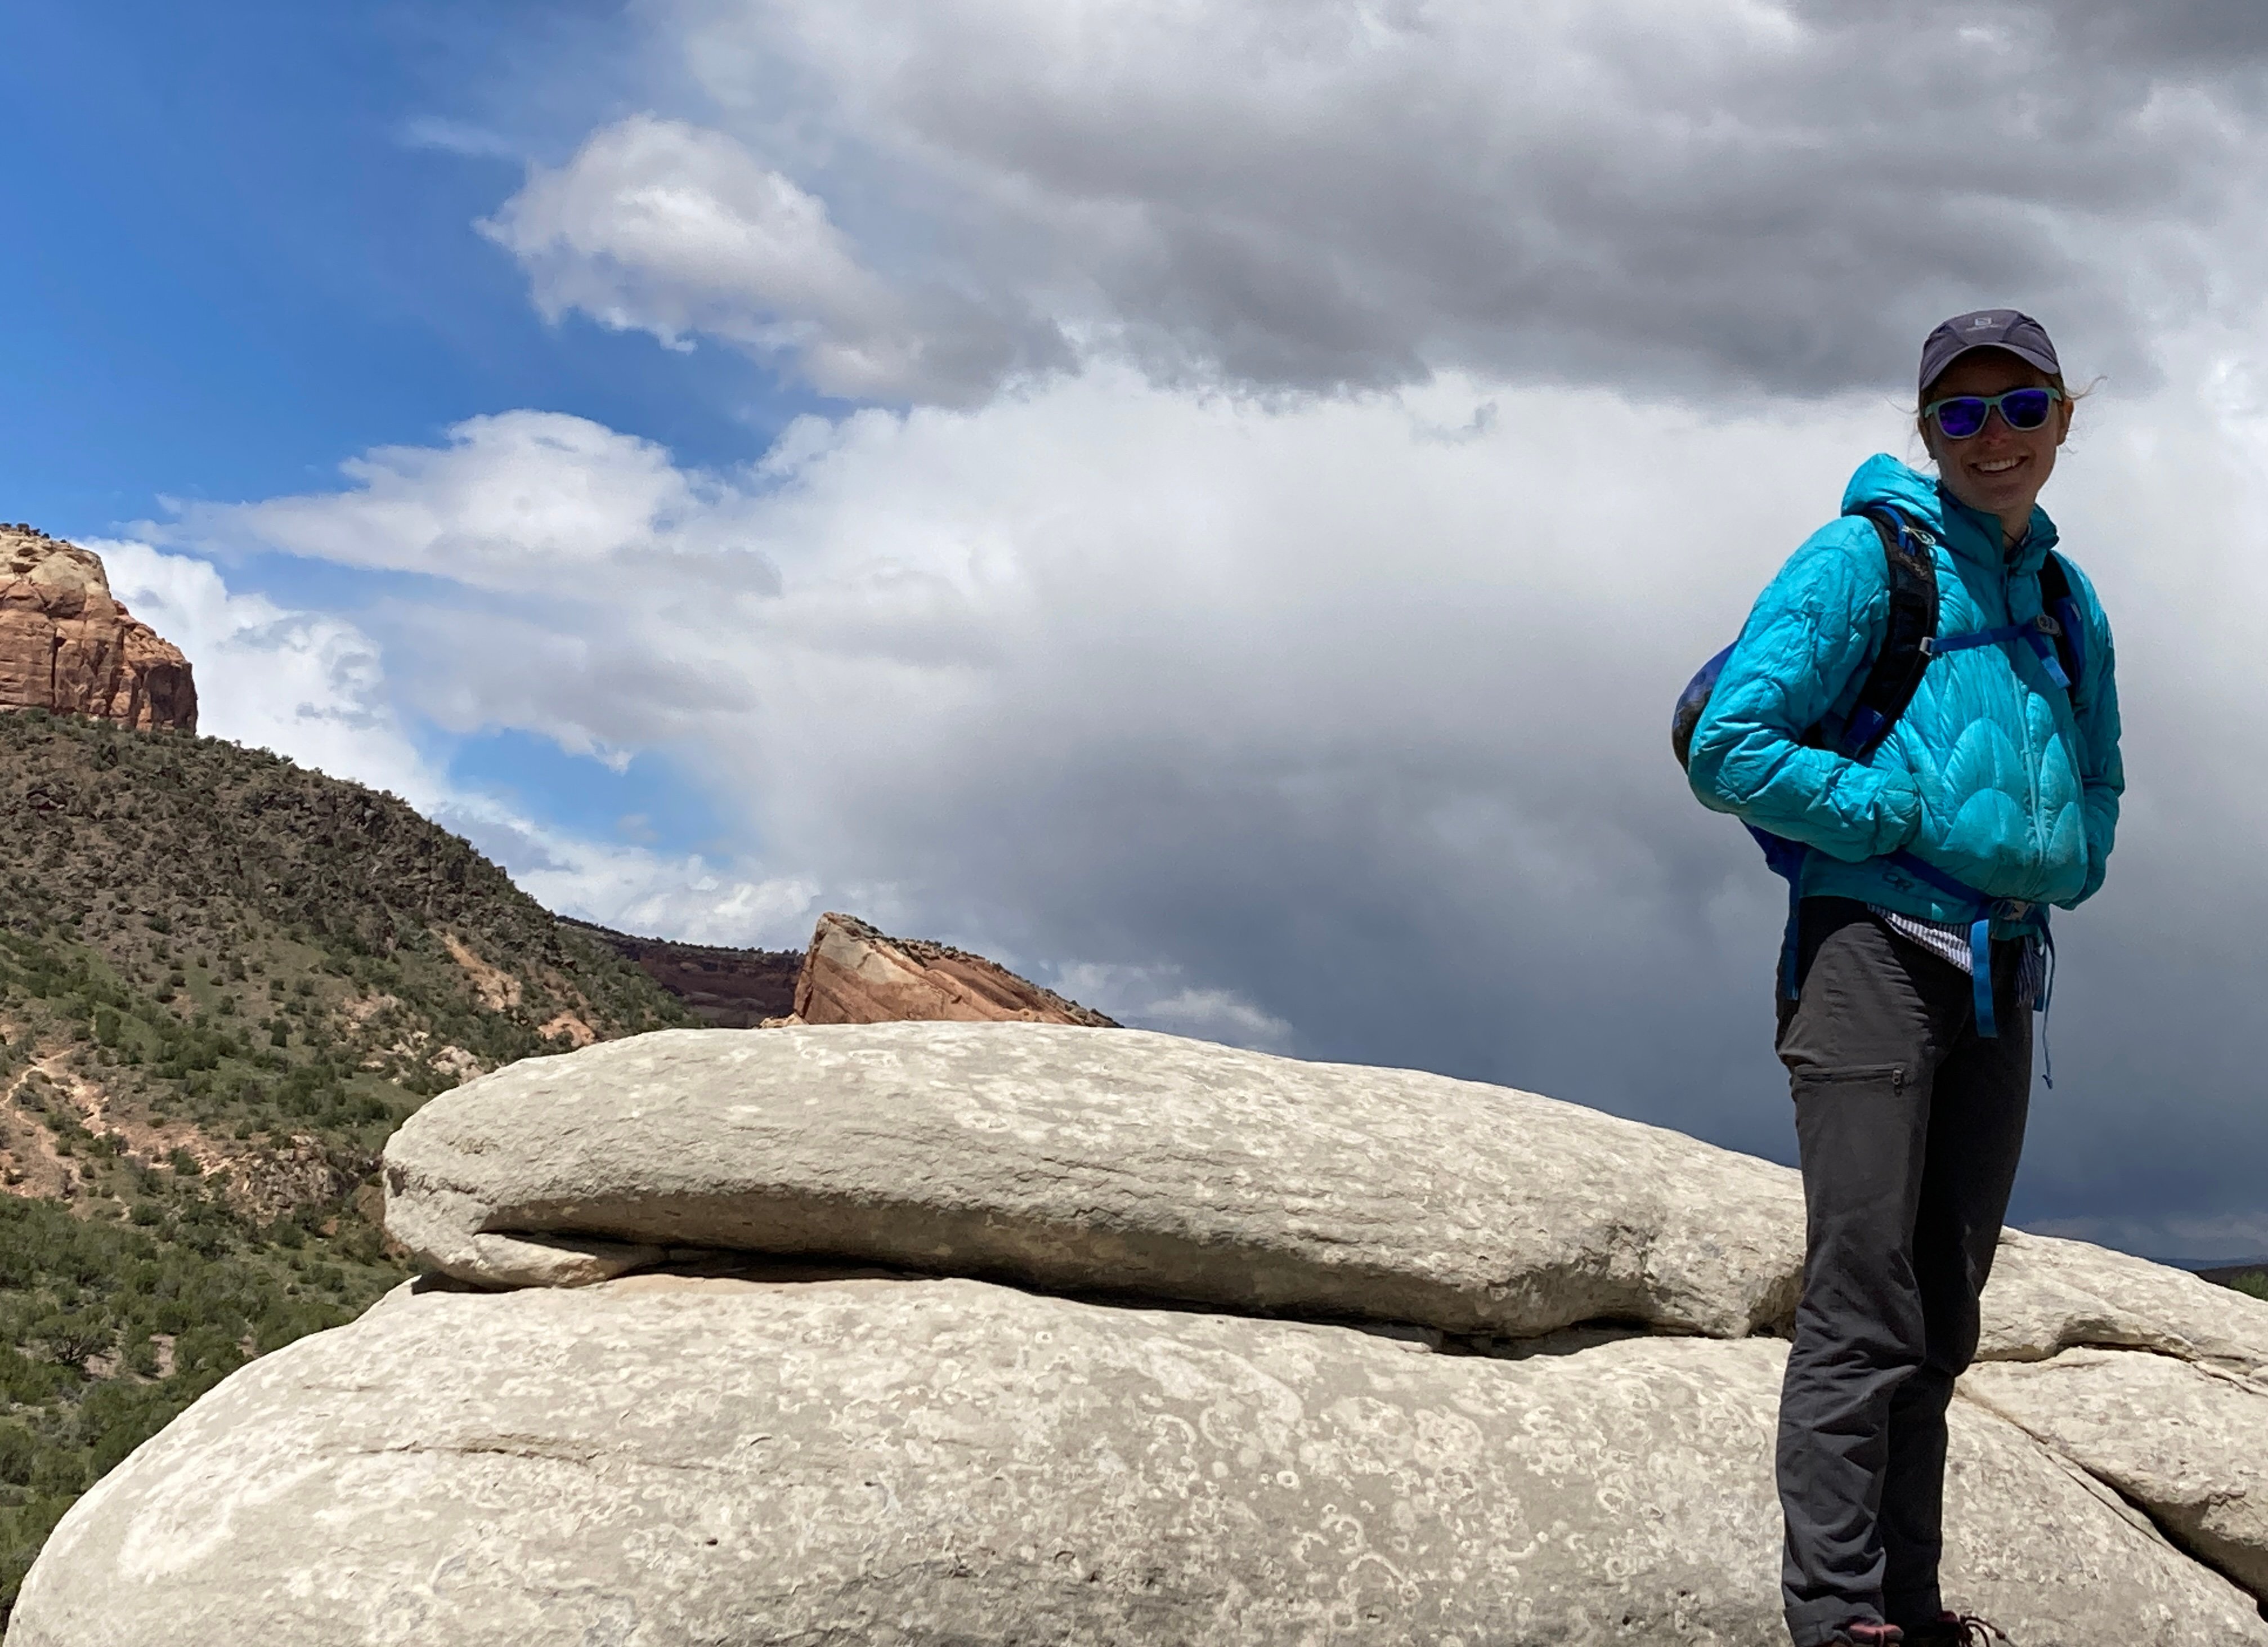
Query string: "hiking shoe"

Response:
xmin=1903 ymin=1614 xmax=2011 ymax=1646
xmin=1827 ymin=1624 xmax=1904 ymax=1646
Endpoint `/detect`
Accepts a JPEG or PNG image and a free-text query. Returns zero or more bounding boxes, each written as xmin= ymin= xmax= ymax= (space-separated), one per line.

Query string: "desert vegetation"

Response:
xmin=0 ymin=708 xmax=691 ymax=1619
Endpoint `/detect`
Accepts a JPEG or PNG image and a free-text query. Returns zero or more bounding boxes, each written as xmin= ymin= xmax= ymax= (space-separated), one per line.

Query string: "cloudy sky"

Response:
xmin=7 ymin=1 xmax=2268 ymax=1260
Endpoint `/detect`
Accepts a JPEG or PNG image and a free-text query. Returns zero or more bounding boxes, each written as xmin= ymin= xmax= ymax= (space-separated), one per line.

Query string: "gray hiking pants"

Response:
xmin=1774 ymin=898 xmax=2032 ymax=1647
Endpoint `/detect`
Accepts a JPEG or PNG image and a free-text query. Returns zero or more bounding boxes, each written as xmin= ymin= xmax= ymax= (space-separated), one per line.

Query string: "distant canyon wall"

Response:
xmin=571 ymin=912 xmax=1117 ymax=1031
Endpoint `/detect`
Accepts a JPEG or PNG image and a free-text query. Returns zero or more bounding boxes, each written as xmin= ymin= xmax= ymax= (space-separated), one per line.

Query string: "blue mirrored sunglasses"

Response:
xmin=1924 ymin=386 xmax=2063 ymax=440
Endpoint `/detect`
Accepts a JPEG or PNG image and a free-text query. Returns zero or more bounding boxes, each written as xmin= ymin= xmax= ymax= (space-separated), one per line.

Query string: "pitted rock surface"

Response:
xmin=1964 ymin=1346 xmax=2268 ymax=1596
xmin=1976 ymin=1227 xmax=2268 ymax=1372
xmin=17 ymin=1274 xmax=2268 ymax=1647
xmin=380 ymin=1022 xmax=1808 ymax=1337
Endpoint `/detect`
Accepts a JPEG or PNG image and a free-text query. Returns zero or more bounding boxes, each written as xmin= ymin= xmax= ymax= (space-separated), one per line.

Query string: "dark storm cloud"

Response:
xmin=651 ymin=0 xmax=2268 ymax=400
xmin=1849 ymin=0 xmax=2268 ymax=67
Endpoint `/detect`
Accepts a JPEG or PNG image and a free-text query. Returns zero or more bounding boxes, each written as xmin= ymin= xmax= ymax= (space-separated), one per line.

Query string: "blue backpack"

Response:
xmin=1671 ymin=505 xmax=2086 ymax=1036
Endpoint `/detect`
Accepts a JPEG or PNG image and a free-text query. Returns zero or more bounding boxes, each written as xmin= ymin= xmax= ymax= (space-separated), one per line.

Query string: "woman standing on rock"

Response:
xmin=1682 ymin=311 xmax=2124 ymax=1647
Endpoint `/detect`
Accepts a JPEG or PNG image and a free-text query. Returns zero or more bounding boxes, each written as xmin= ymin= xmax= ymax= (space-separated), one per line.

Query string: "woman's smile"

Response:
xmin=1921 ymin=351 xmax=2072 ymax=539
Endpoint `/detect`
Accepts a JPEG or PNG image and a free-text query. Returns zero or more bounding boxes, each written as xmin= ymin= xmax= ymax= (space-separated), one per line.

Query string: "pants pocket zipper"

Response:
xmin=1791 ymin=1062 xmax=1906 ymax=1090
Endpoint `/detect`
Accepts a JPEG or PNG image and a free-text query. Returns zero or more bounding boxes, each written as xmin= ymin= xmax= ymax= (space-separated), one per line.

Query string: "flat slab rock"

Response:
xmin=1965 ymin=1346 xmax=2268 ymax=1597
xmin=382 ymin=1023 xmax=1808 ymax=1339
xmin=19 ymin=1275 xmax=2265 ymax=1647
xmin=1977 ymin=1229 xmax=2268 ymax=1373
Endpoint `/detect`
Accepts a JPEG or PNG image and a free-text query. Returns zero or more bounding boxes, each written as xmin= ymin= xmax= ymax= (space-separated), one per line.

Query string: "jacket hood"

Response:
xmin=1839 ymin=453 xmax=2058 ymax=574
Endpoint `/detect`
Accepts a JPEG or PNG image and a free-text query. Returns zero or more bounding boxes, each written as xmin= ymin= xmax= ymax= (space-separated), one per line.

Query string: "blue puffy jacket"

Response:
xmin=1687 ymin=453 xmax=2123 ymax=934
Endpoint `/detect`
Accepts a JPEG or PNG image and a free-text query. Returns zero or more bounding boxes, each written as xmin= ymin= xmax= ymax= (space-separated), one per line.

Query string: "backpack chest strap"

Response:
xmin=1923 ymin=616 xmax=2073 ymax=691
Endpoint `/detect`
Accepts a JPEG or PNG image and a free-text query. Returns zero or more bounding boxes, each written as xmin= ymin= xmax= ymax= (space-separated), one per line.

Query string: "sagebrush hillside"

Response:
xmin=0 ymin=709 xmax=692 ymax=1618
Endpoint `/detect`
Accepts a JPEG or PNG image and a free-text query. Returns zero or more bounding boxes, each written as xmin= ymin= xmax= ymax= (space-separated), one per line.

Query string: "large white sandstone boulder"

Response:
xmin=19 ymin=1024 xmax=2268 ymax=1642
xmin=378 ymin=1023 xmax=1809 ymax=1338
xmin=16 ymin=1274 xmax=2267 ymax=1647
xmin=1964 ymin=1347 xmax=2268 ymax=1596
xmin=1976 ymin=1228 xmax=2268 ymax=1372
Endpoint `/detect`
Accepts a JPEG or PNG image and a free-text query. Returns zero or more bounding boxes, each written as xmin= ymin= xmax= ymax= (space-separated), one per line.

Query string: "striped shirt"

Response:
xmin=1868 ymin=905 xmax=2048 ymax=1007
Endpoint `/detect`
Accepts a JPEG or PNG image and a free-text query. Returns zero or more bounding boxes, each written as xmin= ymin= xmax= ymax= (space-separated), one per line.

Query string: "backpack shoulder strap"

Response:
xmin=1835 ymin=505 xmax=1939 ymax=759
xmin=2037 ymin=549 xmax=2086 ymax=689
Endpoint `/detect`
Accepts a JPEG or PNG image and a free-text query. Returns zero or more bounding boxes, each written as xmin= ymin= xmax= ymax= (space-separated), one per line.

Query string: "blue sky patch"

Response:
xmin=442 ymin=728 xmax=732 ymax=860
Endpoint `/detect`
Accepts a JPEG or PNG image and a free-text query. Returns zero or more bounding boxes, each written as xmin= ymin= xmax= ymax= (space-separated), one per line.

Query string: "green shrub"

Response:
xmin=0 ymin=1426 xmax=35 ymax=1488
xmin=26 ymin=1452 xmax=84 ymax=1498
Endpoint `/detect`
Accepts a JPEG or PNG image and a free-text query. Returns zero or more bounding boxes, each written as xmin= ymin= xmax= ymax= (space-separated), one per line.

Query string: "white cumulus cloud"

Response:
xmin=93 ymin=539 xmax=440 ymax=809
xmin=480 ymin=114 xmax=1064 ymax=401
xmin=92 ymin=536 xmax=814 ymax=952
xmin=173 ymin=410 xmax=774 ymax=594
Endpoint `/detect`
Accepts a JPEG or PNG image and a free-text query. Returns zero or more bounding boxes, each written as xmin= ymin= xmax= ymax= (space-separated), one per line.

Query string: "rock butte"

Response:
xmin=779 ymin=911 xmax=1119 ymax=1027
xmin=0 ymin=525 xmax=196 ymax=733
xmin=17 ymin=1024 xmax=2268 ymax=1644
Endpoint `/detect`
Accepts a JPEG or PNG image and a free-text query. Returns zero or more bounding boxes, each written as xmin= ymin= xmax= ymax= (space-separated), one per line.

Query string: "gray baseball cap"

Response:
xmin=1918 ymin=309 xmax=2060 ymax=398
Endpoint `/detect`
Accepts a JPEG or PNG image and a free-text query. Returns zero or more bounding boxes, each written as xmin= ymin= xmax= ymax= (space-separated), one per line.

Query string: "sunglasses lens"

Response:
xmin=2001 ymin=388 xmax=2053 ymax=430
xmin=1934 ymin=399 xmax=1988 ymax=439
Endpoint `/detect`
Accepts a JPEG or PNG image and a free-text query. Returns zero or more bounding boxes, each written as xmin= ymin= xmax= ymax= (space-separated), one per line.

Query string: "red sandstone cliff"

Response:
xmin=0 ymin=525 xmax=196 ymax=732
xmin=787 ymin=912 xmax=1118 ymax=1027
